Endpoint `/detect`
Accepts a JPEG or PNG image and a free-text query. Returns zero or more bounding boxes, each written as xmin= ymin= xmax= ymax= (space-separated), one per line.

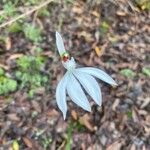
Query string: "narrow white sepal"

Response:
xmin=56 ymin=72 xmax=68 ymax=119
xmin=76 ymin=67 xmax=117 ymax=86
xmin=66 ymin=73 xmax=91 ymax=112
xmin=73 ymin=70 xmax=102 ymax=106
xmin=56 ymin=31 xmax=66 ymax=55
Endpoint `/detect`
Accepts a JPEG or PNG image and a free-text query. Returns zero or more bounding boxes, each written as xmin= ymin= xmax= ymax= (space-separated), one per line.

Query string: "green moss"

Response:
xmin=120 ymin=69 xmax=136 ymax=78
xmin=8 ymin=22 xmax=22 ymax=33
xmin=0 ymin=76 xmax=17 ymax=95
xmin=16 ymin=55 xmax=48 ymax=95
xmin=17 ymin=55 xmax=44 ymax=71
xmin=0 ymin=68 xmax=17 ymax=95
xmin=3 ymin=1 xmax=16 ymax=17
xmin=23 ymin=24 xmax=42 ymax=42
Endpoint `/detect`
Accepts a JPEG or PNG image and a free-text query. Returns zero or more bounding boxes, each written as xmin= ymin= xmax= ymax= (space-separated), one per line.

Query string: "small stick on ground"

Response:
xmin=0 ymin=0 xmax=54 ymax=29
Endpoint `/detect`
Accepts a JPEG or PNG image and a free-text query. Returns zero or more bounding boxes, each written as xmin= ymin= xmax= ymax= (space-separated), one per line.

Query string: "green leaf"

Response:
xmin=28 ymin=89 xmax=35 ymax=98
xmin=142 ymin=67 xmax=150 ymax=77
xmin=0 ymin=68 xmax=4 ymax=76
xmin=127 ymin=111 xmax=132 ymax=119
xmin=12 ymin=140 xmax=19 ymax=150
xmin=120 ymin=69 xmax=136 ymax=78
xmin=100 ymin=21 xmax=110 ymax=35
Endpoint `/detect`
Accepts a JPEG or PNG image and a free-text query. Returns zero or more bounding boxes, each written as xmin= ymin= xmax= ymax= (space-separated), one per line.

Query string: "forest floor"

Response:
xmin=0 ymin=0 xmax=150 ymax=150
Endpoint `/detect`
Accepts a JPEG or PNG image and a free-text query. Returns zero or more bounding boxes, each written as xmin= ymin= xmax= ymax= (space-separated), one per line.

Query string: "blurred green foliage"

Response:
xmin=16 ymin=56 xmax=48 ymax=96
xmin=3 ymin=1 xmax=16 ymax=16
xmin=33 ymin=129 xmax=52 ymax=149
xmin=66 ymin=123 xmax=73 ymax=150
xmin=12 ymin=140 xmax=19 ymax=150
xmin=41 ymin=136 xmax=52 ymax=149
xmin=120 ymin=69 xmax=136 ymax=78
xmin=23 ymin=0 xmax=40 ymax=5
xmin=100 ymin=21 xmax=110 ymax=36
xmin=66 ymin=121 xmax=85 ymax=149
xmin=37 ymin=7 xmax=50 ymax=17
xmin=0 ymin=68 xmax=5 ymax=76
xmin=23 ymin=24 xmax=42 ymax=42
xmin=135 ymin=0 xmax=150 ymax=10
xmin=16 ymin=55 xmax=44 ymax=71
xmin=0 ymin=1 xmax=18 ymax=23
xmin=142 ymin=67 xmax=150 ymax=77
xmin=0 ymin=68 xmax=17 ymax=95
xmin=8 ymin=22 xmax=22 ymax=33
xmin=127 ymin=111 xmax=132 ymax=119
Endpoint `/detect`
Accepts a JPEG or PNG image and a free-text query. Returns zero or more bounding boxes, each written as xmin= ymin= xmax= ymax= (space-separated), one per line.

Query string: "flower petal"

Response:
xmin=55 ymin=31 xmax=66 ymax=55
xmin=76 ymin=67 xmax=117 ymax=86
xmin=56 ymin=72 xmax=69 ymax=119
xmin=73 ymin=70 xmax=102 ymax=106
xmin=66 ymin=73 xmax=91 ymax=112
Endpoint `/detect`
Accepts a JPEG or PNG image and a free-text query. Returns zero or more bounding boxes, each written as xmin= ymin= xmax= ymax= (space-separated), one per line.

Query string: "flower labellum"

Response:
xmin=55 ymin=31 xmax=117 ymax=119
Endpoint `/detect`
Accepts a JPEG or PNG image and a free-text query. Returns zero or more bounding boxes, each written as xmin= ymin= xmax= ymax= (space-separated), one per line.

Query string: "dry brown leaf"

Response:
xmin=142 ymin=145 xmax=146 ymax=150
xmin=91 ymin=11 xmax=100 ymax=17
xmin=0 ymin=63 xmax=9 ymax=70
xmin=79 ymin=114 xmax=94 ymax=132
xmin=112 ymin=99 xmax=120 ymax=111
xmin=106 ymin=141 xmax=122 ymax=150
xmin=94 ymin=46 xmax=103 ymax=57
xmin=7 ymin=114 xmax=20 ymax=122
xmin=116 ymin=10 xmax=127 ymax=16
xmin=56 ymin=119 xmax=67 ymax=133
xmin=5 ymin=37 xmax=11 ymax=50
xmin=145 ymin=115 xmax=150 ymax=124
xmin=31 ymin=101 xmax=41 ymax=113
xmin=47 ymin=109 xmax=59 ymax=117
xmin=34 ymin=87 xmax=45 ymax=94
xmin=87 ymin=144 xmax=102 ymax=150
xmin=71 ymin=110 xmax=78 ymax=120
xmin=78 ymin=31 xmax=93 ymax=42
xmin=143 ymin=125 xmax=150 ymax=136
xmin=132 ymin=108 xmax=139 ymax=122
xmin=140 ymin=97 xmax=150 ymax=109
xmin=23 ymin=137 xmax=33 ymax=148
xmin=72 ymin=6 xmax=83 ymax=14
xmin=138 ymin=110 xmax=147 ymax=116
xmin=42 ymin=51 xmax=53 ymax=57
xmin=8 ymin=54 xmax=24 ymax=60
xmin=130 ymin=144 xmax=136 ymax=150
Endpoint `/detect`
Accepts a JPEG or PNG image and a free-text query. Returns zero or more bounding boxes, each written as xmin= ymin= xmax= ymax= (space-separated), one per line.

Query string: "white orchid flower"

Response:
xmin=55 ymin=31 xmax=117 ymax=119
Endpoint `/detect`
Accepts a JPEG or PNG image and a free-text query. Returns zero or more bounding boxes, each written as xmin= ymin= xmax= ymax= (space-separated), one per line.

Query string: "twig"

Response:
xmin=0 ymin=0 xmax=54 ymax=29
